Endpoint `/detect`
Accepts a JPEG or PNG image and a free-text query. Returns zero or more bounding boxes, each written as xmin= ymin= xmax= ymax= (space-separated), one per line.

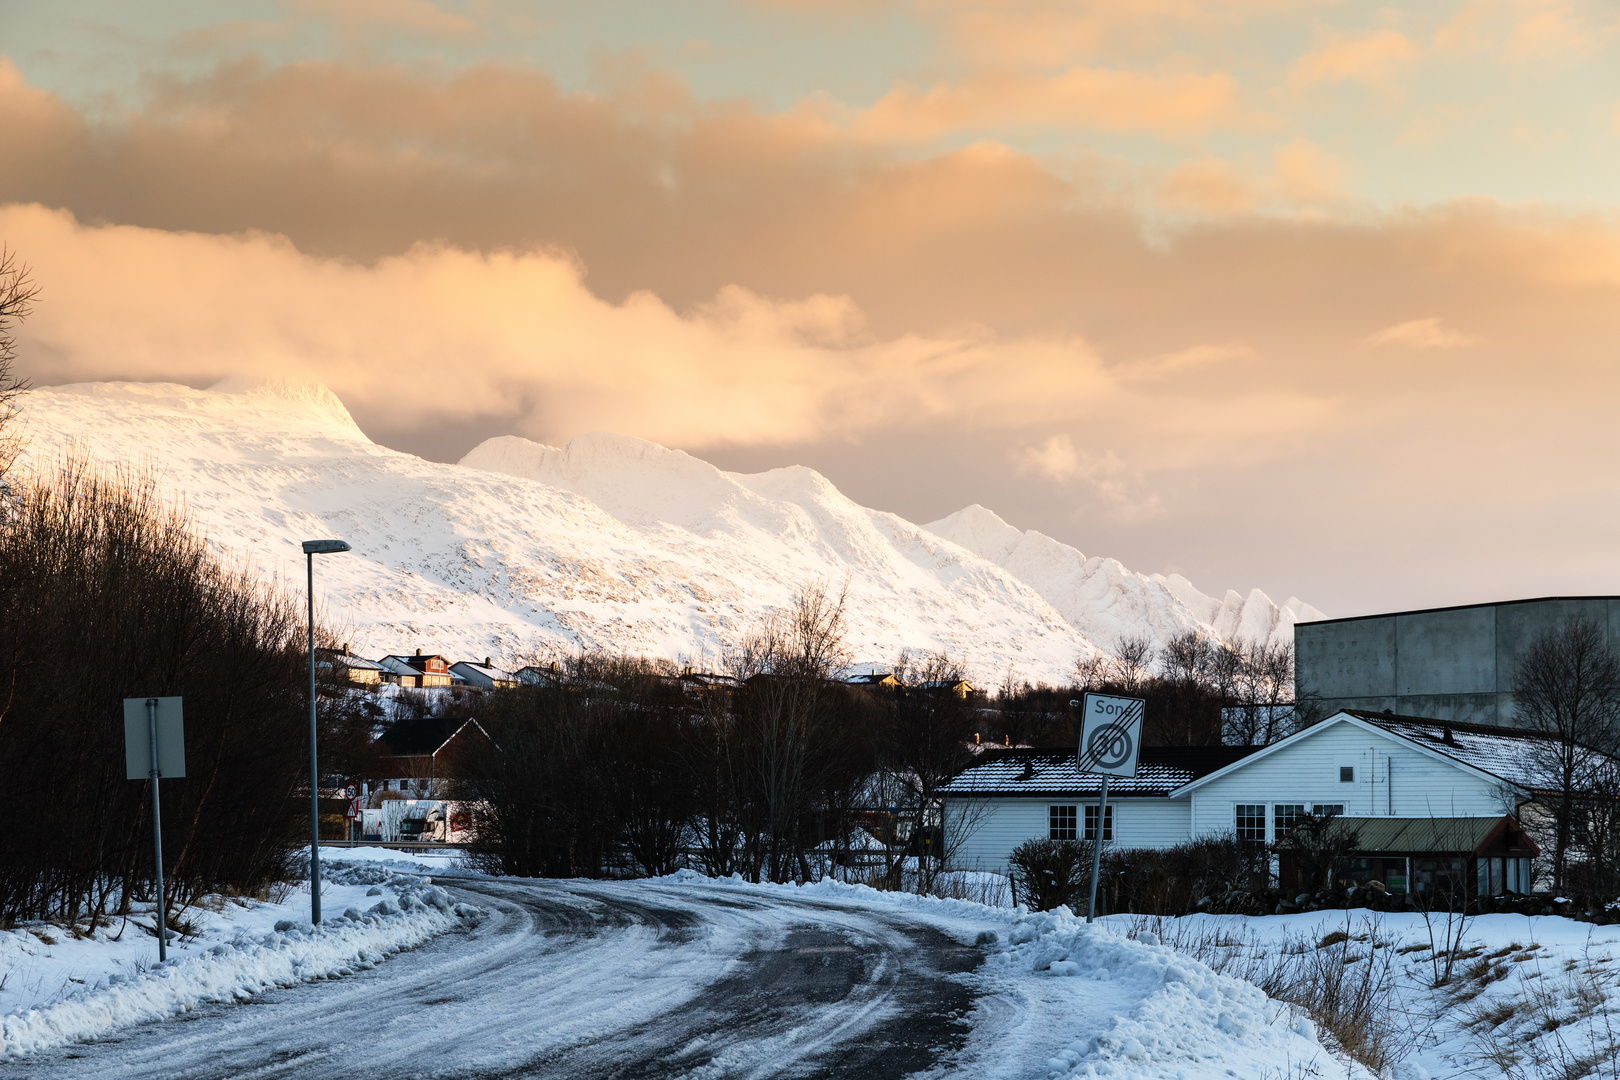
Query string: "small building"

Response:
xmin=379 ymin=649 xmax=453 ymax=689
xmin=846 ymin=671 xmax=901 ymax=689
xmin=1276 ymin=814 xmax=1539 ymax=896
xmin=943 ymin=709 xmax=1619 ymax=896
xmin=374 ymin=715 xmax=491 ymax=790
xmin=515 ymin=664 xmax=561 ymax=687
xmin=316 ymin=646 xmax=384 ymax=686
xmin=943 ymin=745 xmax=1258 ymax=868
xmin=450 ymin=658 xmax=519 ymax=690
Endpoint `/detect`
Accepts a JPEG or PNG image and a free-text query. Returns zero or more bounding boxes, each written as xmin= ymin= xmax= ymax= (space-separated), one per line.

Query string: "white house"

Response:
xmin=450 ymin=658 xmax=520 ymax=690
xmin=942 ymin=710 xmax=1598 ymax=895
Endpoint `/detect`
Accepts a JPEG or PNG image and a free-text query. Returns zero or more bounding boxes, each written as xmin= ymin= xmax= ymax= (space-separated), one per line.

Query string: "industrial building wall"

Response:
xmin=1295 ymin=597 xmax=1620 ymax=727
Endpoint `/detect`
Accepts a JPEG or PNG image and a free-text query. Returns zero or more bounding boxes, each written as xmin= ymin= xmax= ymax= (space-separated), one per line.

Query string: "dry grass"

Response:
xmin=1126 ymin=914 xmax=1422 ymax=1076
xmin=1462 ymin=943 xmax=1620 ymax=1080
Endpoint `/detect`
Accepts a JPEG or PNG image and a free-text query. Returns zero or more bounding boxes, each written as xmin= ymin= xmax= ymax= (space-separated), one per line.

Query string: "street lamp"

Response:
xmin=303 ymin=538 xmax=351 ymax=925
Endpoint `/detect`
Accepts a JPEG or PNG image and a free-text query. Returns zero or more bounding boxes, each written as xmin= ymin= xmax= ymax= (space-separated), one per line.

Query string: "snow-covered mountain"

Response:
xmin=12 ymin=379 xmax=1320 ymax=683
xmin=924 ymin=505 xmax=1322 ymax=654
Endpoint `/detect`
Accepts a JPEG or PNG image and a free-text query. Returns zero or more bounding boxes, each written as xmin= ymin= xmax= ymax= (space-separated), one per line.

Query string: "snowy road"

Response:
xmin=4 ymin=877 xmax=988 ymax=1079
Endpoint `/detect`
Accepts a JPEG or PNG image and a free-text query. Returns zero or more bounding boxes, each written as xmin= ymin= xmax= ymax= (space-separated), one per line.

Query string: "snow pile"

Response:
xmin=0 ymin=860 xmax=478 ymax=1059
xmin=994 ymin=907 xmax=1340 ymax=1079
xmin=655 ymin=871 xmax=1353 ymax=1079
xmin=14 ymin=380 xmax=1318 ymax=684
xmin=926 ymin=504 xmax=1324 ymax=654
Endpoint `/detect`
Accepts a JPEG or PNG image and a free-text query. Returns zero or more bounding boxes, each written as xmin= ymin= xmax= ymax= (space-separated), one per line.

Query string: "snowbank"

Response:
xmin=656 ymin=871 xmax=1356 ymax=1079
xmin=0 ymin=861 xmax=480 ymax=1058
xmin=998 ymin=907 xmax=1338 ymax=1079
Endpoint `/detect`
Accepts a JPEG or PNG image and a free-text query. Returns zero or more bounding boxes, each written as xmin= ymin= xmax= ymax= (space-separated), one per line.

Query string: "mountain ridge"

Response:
xmin=13 ymin=379 xmax=1320 ymax=684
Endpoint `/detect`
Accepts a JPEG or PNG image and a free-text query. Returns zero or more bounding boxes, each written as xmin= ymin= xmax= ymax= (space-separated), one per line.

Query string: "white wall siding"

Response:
xmin=1186 ymin=721 xmax=1516 ymax=840
xmin=945 ymin=797 xmax=1193 ymax=871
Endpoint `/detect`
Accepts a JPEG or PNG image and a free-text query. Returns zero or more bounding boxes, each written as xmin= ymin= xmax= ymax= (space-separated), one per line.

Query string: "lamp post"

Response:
xmin=303 ymin=538 xmax=351 ymax=925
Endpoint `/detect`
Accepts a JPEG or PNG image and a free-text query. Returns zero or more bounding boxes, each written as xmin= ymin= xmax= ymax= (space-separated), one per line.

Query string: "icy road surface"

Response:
xmin=5 ymin=877 xmax=990 ymax=1080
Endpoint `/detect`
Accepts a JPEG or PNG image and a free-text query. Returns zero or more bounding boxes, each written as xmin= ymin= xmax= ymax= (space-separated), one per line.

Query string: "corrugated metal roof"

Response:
xmin=942 ymin=747 xmax=1256 ymax=797
xmin=1305 ymin=815 xmax=1511 ymax=854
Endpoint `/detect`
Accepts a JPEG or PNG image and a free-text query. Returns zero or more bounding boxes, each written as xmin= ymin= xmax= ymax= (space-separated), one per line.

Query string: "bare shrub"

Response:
xmin=1007 ymin=838 xmax=1092 ymax=911
xmin=0 ymin=456 xmax=309 ymax=925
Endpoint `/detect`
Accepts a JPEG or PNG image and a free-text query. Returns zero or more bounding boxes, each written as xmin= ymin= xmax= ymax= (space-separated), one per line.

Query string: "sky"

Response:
xmin=2 ymin=0 xmax=1619 ymax=620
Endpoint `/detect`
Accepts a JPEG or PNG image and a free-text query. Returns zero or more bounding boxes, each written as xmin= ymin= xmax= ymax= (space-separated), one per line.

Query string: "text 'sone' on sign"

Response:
xmin=1077 ymin=693 xmax=1143 ymax=778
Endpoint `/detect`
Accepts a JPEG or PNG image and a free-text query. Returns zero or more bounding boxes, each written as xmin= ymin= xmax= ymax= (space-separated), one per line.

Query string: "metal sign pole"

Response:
xmin=1086 ymin=774 xmax=1108 ymax=924
xmin=1076 ymin=692 xmax=1143 ymax=926
xmin=308 ymin=550 xmax=322 ymax=926
xmin=146 ymin=697 xmax=168 ymax=962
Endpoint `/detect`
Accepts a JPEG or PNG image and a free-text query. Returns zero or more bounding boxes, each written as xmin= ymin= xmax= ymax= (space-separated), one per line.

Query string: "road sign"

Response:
xmin=345 ymin=797 xmax=363 ymax=820
xmin=345 ymin=784 xmax=357 ymax=799
xmin=124 ymin=696 xmax=184 ymax=963
xmin=1077 ymin=693 xmax=1143 ymax=778
xmin=124 ymin=697 xmax=185 ymax=779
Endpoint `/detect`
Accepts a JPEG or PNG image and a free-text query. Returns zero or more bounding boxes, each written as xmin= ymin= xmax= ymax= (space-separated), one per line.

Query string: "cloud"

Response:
xmin=1156 ymin=140 xmax=1346 ymax=214
xmin=0 ymin=204 xmax=1131 ymax=449
xmin=847 ymin=66 xmax=1250 ymax=140
xmin=1365 ymin=317 xmax=1481 ymax=349
xmin=1289 ymin=29 xmax=1420 ymax=93
xmin=1013 ymin=435 xmax=1142 ymax=505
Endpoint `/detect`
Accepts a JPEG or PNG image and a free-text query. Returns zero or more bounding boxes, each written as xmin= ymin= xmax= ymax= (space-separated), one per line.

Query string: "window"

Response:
xmin=1273 ymin=804 xmax=1305 ymax=840
xmin=1084 ymin=804 xmax=1114 ymax=842
xmin=1049 ymin=805 xmax=1077 ymax=840
xmin=1340 ymin=766 xmax=1355 ymax=782
xmin=1235 ymin=804 xmax=1266 ymax=843
xmin=1312 ymin=804 xmax=1344 ymax=818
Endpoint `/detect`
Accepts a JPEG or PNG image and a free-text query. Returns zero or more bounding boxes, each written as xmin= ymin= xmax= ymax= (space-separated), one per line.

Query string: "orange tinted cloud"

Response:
xmin=849 ymin=65 xmax=1248 ymax=140
xmin=1366 ymin=317 xmax=1480 ymax=348
xmin=1289 ymin=29 xmax=1421 ymax=93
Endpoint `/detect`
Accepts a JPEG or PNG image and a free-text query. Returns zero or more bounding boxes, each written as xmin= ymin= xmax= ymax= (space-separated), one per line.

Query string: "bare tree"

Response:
xmin=0 ymin=248 xmax=39 ymax=498
xmin=1514 ymin=614 xmax=1620 ymax=891
xmin=1111 ymin=633 xmax=1156 ymax=693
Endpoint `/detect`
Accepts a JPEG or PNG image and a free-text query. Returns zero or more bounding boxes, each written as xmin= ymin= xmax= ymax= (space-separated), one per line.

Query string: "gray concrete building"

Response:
xmin=1295 ymin=597 xmax=1620 ymax=728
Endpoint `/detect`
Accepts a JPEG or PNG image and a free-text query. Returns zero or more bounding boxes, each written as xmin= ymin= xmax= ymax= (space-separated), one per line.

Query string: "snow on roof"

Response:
xmin=942 ymin=746 xmax=1258 ymax=798
xmin=327 ymin=653 xmax=385 ymax=671
xmin=450 ymin=661 xmax=515 ymax=680
xmin=1347 ymin=710 xmax=1583 ymax=793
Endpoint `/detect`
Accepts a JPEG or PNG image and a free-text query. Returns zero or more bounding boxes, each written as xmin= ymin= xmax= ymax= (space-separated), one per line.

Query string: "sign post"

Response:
xmin=1076 ymin=692 xmax=1143 ymax=923
xmin=124 ymin=696 xmax=185 ymax=961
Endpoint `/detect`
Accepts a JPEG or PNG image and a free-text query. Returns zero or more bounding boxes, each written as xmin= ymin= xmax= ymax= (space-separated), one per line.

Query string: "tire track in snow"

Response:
xmin=2 ymin=878 xmax=981 ymax=1079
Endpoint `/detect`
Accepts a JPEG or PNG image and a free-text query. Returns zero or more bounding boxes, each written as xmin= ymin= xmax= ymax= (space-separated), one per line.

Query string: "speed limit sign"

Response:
xmin=345 ymin=784 xmax=357 ymax=799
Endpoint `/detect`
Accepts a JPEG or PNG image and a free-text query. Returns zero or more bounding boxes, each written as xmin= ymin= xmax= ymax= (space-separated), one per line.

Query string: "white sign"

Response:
xmin=123 ymin=697 xmax=186 ymax=779
xmin=1077 ymin=693 xmax=1143 ymax=778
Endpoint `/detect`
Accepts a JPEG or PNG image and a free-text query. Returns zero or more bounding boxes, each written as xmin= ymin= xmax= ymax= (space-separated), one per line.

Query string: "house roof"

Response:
xmin=1345 ymin=710 xmax=1583 ymax=794
xmin=449 ymin=661 xmax=515 ymax=681
xmin=1169 ymin=710 xmax=1605 ymax=798
xmin=941 ymin=745 xmax=1258 ymax=798
xmin=1291 ymin=815 xmax=1539 ymax=856
xmin=317 ymin=651 xmax=385 ymax=671
xmin=377 ymin=716 xmax=480 ymax=757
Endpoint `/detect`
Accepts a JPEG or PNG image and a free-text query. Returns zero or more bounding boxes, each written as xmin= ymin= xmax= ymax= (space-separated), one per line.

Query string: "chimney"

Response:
xmin=484 ymin=657 xmax=491 ymax=667
xmin=342 ymin=643 xmax=349 ymax=656
xmin=1442 ymin=726 xmax=1456 ymax=746
xmin=416 ymin=647 xmax=422 ymax=657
